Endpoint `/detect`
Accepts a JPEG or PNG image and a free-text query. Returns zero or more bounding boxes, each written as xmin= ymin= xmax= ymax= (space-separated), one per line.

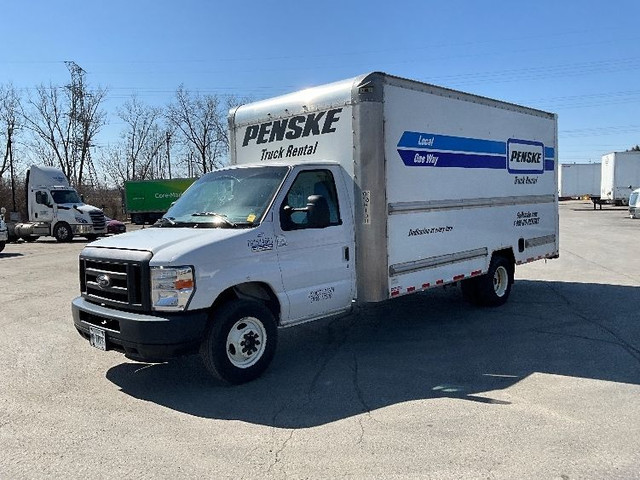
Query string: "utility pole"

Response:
xmin=166 ymin=131 xmax=172 ymax=179
xmin=65 ymin=61 xmax=88 ymax=186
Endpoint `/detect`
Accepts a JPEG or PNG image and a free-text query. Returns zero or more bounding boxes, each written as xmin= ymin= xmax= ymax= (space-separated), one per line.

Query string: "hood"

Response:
xmin=73 ymin=203 xmax=102 ymax=214
xmin=56 ymin=203 xmax=102 ymax=215
xmin=85 ymin=226 xmax=263 ymax=264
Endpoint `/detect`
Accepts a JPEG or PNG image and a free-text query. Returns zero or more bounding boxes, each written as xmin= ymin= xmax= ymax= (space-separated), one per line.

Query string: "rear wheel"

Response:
xmin=475 ymin=255 xmax=514 ymax=307
xmin=200 ymin=300 xmax=277 ymax=385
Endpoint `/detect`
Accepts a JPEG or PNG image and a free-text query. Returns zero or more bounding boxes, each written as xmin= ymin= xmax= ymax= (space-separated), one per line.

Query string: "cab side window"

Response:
xmin=280 ymin=170 xmax=341 ymax=231
xmin=36 ymin=191 xmax=51 ymax=206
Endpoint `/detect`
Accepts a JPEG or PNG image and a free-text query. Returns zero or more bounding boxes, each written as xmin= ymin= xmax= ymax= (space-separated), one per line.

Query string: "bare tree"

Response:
xmin=166 ymin=86 xmax=230 ymax=175
xmin=0 ymin=84 xmax=22 ymax=210
xmin=117 ymin=96 xmax=164 ymax=180
xmin=22 ymin=76 xmax=107 ymax=186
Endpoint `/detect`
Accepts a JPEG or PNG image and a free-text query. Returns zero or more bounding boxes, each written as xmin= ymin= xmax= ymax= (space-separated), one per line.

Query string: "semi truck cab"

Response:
xmin=14 ymin=165 xmax=106 ymax=242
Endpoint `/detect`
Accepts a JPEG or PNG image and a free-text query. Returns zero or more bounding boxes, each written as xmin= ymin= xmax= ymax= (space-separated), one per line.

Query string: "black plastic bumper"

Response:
xmin=72 ymin=296 xmax=209 ymax=361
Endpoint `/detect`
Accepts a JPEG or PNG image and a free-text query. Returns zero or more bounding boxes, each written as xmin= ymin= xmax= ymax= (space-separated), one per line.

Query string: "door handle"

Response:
xmin=343 ymin=246 xmax=350 ymax=261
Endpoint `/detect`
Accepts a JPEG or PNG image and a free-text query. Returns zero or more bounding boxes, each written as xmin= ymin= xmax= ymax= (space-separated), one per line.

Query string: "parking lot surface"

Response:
xmin=1 ymin=201 xmax=639 ymax=479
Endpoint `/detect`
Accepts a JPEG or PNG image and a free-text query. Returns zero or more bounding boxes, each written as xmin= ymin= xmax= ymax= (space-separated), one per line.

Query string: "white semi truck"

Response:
xmin=72 ymin=72 xmax=559 ymax=384
xmin=14 ymin=165 xmax=106 ymax=242
xmin=600 ymin=151 xmax=640 ymax=206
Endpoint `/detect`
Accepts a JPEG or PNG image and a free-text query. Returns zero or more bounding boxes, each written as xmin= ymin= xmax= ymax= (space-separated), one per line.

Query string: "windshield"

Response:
xmin=161 ymin=166 xmax=289 ymax=228
xmin=630 ymin=191 xmax=639 ymax=207
xmin=51 ymin=189 xmax=82 ymax=204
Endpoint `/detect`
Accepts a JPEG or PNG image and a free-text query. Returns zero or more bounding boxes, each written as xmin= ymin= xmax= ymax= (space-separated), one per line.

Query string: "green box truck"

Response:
xmin=124 ymin=178 xmax=196 ymax=225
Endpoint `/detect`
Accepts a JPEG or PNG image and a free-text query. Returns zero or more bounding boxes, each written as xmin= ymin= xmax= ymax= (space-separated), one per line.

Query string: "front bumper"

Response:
xmin=72 ymin=296 xmax=209 ymax=361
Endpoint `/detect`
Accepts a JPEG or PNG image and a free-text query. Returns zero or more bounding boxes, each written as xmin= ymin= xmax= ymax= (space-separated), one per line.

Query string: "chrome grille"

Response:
xmin=89 ymin=210 xmax=106 ymax=230
xmin=80 ymin=249 xmax=152 ymax=312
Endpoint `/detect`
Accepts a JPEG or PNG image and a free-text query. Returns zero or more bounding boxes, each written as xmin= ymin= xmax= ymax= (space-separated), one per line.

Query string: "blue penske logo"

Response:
xmin=397 ymin=132 xmax=554 ymax=173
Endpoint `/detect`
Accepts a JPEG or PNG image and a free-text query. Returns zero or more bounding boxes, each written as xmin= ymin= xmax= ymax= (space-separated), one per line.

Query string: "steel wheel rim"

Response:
xmin=226 ymin=317 xmax=267 ymax=368
xmin=493 ymin=265 xmax=509 ymax=297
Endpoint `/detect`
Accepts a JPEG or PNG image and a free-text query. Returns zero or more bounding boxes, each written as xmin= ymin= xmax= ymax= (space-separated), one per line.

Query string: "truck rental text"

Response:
xmin=72 ymin=72 xmax=559 ymax=384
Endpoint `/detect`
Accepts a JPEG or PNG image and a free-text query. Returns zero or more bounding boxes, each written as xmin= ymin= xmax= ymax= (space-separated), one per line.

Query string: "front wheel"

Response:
xmin=53 ymin=222 xmax=73 ymax=242
xmin=200 ymin=300 xmax=277 ymax=385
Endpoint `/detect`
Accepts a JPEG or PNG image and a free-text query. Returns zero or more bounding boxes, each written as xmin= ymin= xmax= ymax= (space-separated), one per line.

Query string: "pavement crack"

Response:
xmin=267 ymin=429 xmax=295 ymax=478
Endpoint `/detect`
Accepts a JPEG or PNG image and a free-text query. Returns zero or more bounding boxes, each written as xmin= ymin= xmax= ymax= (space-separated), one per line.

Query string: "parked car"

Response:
xmin=105 ymin=216 xmax=126 ymax=234
xmin=629 ymin=188 xmax=640 ymax=219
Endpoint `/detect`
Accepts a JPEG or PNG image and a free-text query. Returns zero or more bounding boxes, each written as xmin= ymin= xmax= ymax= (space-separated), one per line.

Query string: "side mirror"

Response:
xmin=281 ymin=195 xmax=330 ymax=229
xmin=306 ymin=195 xmax=330 ymax=228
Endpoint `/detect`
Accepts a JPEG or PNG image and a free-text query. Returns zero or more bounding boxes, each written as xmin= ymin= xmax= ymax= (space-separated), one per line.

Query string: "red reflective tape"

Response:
xmin=407 ymin=286 xmax=416 ymax=293
xmin=422 ymin=283 xmax=430 ymax=289
xmin=471 ymin=270 xmax=482 ymax=276
xmin=453 ymin=274 xmax=465 ymax=281
xmin=527 ymin=257 xmax=535 ymax=263
xmin=391 ymin=290 xmax=400 ymax=297
xmin=436 ymin=279 xmax=444 ymax=285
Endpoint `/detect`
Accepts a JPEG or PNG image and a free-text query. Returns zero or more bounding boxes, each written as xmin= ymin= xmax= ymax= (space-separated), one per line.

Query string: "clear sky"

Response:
xmin=3 ymin=0 xmax=640 ymax=164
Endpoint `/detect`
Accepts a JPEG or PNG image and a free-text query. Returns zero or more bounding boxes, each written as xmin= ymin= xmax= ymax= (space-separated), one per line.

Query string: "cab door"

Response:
xmin=32 ymin=190 xmax=54 ymax=223
xmin=275 ymin=167 xmax=355 ymax=324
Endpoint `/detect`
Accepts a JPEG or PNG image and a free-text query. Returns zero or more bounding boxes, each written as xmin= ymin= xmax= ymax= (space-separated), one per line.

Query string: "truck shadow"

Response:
xmin=106 ymin=280 xmax=640 ymax=428
xmin=0 ymin=252 xmax=23 ymax=259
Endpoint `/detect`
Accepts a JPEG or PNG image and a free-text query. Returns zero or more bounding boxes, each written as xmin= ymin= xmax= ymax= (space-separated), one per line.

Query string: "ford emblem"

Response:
xmin=96 ymin=274 xmax=111 ymax=289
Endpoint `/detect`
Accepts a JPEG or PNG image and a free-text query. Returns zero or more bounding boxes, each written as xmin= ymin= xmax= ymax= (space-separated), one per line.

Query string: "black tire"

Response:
xmin=85 ymin=234 xmax=98 ymax=242
xmin=0 ymin=241 xmax=5 ymax=253
xmin=474 ymin=255 xmax=514 ymax=307
xmin=200 ymin=300 xmax=277 ymax=385
xmin=23 ymin=235 xmax=39 ymax=242
xmin=53 ymin=222 xmax=73 ymax=242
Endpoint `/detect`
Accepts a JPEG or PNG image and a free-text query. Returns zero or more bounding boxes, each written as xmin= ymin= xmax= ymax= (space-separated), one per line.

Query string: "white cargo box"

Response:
xmin=559 ymin=163 xmax=601 ymax=198
xmin=230 ymin=72 xmax=558 ymax=303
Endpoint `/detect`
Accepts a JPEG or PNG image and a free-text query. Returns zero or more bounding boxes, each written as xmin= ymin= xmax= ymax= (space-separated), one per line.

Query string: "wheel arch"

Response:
xmin=210 ymin=281 xmax=281 ymax=324
xmin=490 ymin=247 xmax=515 ymax=276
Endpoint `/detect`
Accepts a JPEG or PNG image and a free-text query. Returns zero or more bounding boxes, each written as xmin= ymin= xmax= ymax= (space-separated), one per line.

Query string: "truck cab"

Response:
xmin=14 ymin=165 xmax=106 ymax=242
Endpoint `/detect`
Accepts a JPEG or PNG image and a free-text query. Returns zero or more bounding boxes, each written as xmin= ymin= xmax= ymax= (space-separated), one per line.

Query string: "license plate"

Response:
xmin=89 ymin=326 xmax=107 ymax=351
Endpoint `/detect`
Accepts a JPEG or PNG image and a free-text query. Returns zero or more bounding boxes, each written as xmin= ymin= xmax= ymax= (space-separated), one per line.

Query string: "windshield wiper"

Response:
xmin=191 ymin=212 xmax=237 ymax=228
xmin=154 ymin=216 xmax=177 ymax=227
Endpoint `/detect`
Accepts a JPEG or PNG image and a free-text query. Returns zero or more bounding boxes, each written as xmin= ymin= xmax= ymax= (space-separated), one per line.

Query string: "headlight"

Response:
xmin=150 ymin=266 xmax=195 ymax=311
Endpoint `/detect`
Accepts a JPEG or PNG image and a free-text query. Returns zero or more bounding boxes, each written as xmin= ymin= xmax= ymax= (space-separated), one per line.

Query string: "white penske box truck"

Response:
xmin=72 ymin=72 xmax=559 ymax=384
xmin=601 ymin=151 xmax=640 ymax=205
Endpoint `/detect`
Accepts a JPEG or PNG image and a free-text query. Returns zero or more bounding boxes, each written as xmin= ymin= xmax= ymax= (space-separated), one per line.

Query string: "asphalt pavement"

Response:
xmin=1 ymin=201 xmax=639 ymax=479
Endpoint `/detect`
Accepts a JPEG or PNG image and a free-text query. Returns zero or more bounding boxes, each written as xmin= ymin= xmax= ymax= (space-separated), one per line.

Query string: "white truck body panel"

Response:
xmin=230 ymin=72 xmax=559 ymax=303
xmin=559 ymin=163 xmax=601 ymax=198
xmin=601 ymin=152 xmax=640 ymax=204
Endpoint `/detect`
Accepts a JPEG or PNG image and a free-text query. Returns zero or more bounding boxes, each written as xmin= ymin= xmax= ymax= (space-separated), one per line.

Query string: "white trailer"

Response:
xmin=72 ymin=72 xmax=559 ymax=384
xmin=601 ymin=151 xmax=640 ymax=205
xmin=558 ymin=163 xmax=601 ymax=199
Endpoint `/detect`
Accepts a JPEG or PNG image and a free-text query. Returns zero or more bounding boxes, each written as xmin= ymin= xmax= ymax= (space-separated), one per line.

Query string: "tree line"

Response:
xmin=0 ymin=70 xmax=248 ymax=216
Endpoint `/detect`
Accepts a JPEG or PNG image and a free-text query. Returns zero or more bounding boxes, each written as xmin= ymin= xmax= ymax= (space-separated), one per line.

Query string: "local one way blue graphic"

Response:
xmin=397 ymin=131 xmax=554 ymax=171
